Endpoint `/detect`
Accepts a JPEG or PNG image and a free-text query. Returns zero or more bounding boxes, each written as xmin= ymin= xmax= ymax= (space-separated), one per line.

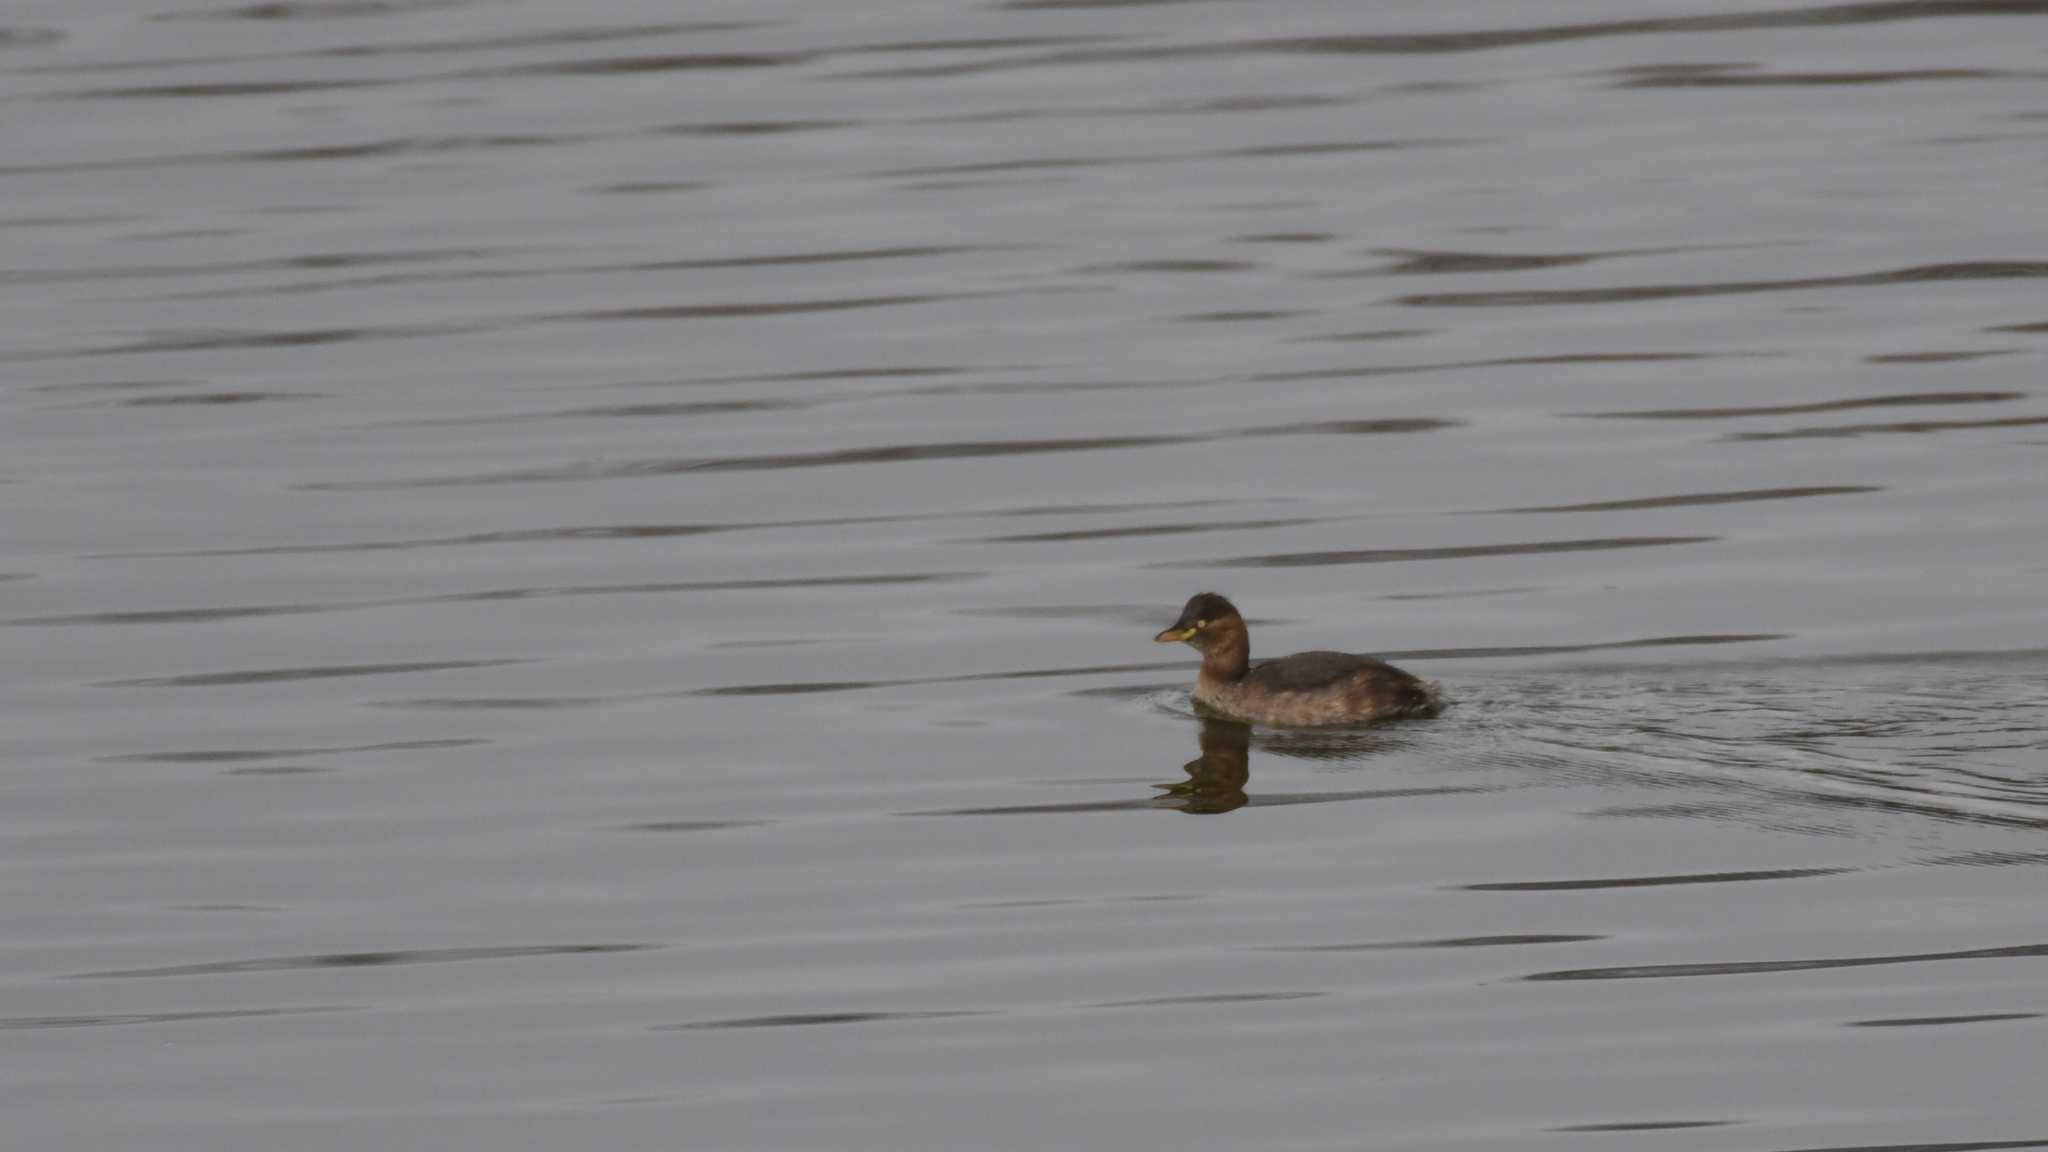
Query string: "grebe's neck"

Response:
xmin=1198 ymin=626 xmax=1250 ymax=683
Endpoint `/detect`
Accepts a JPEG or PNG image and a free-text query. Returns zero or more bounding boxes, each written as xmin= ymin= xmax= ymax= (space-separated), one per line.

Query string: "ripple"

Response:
xmin=590 ymin=181 xmax=708 ymax=196
xmin=1164 ymin=535 xmax=1715 ymax=569
xmin=351 ymin=18 xmax=766 ymax=49
xmin=1233 ymin=232 xmax=1338 ymax=244
xmin=371 ymin=397 xmax=813 ymax=430
xmin=157 ymin=0 xmax=475 ymax=19
xmin=1177 ymin=310 xmax=1306 ymax=323
xmin=1269 ymin=934 xmax=1604 ymax=951
xmin=301 ymin=419 xmax=1452 ymax=490
xmin=1582 ymin=390 xmax=2024 ymax=420
xmin=1524 ymin=941 xmax=2048 ymax=982
xmin=1612 ymin=65 xmax=2024 ymax=88
xmin=1765 ymin=1142 xmax=2048 ymax=1152
xmin=1554 ymin=1120 xmax=1736 ymax=1133
xmin=1728 ymin=415 xmax=2048 ymax=440
xmin=1076 ymin=259 xmax=1258 ymax=274
xmin=871 ymin=138 xmax=1460 ymax=178
xmin=1255 ymin=351 xmax=1724 ymax=382
xmin=702 ymin=366 xmax=977 ymax=386
xmin=955 ymin=603 xmax=1160 ymax=621
xmin=464 ymin=52 xmax=811 ymax=77
xmin=74 ymin=943 xmax=653 ymax=979
xmin=0 ymin=1006 xmax=347 ymax=1030
xmin=978 ymin=518 xmax=1322 ymax=543
xmin=0 ymin=135 xmax=588 ymax=179
xmin=104 ymin=739 xmax=483 ymax=764
xmin=840 ymin=2 xmax=2048 ymax=78
xmin=444 ymin=573 xmax=981 ymax=601
xmin=698 ymin=680 xmax=896 ymax=697
xmin=72 ymin=248 xmax=987 ymax=305
xmin=1464 ymin=867 xmax=1849 ymax=892
xmin=998 ymin=0 xmax=1220 ymax=8
xmin=1092 ymin=992 xmax=1323 ymax=1008
xmin=118 ymin=391 xmax=315 ymax=406
xmin=1078 ymin=636 xmax=1782 ymax=702
xmin=11 ymin=575 xmax=975 ymax=628
xmin=635 ymin=244 xmax=994 ymax=270
xmin=30 ymin=22 xmax=758 ymax=73
xmin=621 ymin=820 xmax=768 ymax=833
xmin=1335 ymin=246 xmax=1681 ymax=276
xmin=64 ymin=79 xmax=379 ymax=100
xmin=47 ymin=319 xmax=495 ymax=359
xmin=659 ymin=1010 xmax=984 ymax=1030
xmin=1848 ymin=1012 xmax=2039 ymax=1028
xmin=1495 ymin=486 xmax=1879 ymax=514
xmin=0 ymin=26 xmax=64 ymax=47
xmin=1299 ymin=328 xmax=1435 ymax=344
xmin=94 ymin=659 xmax=522 ymax=688
xmin=93 ymin=513 xmax=978 ymax=556
xmin=1868 ymin=349 xmax=2023 ymax=363
xmin=656 ymin=119 xmax=859 ymax=136
xmin=1394 ymin=261 xmax=2048 ymax=308
xmin=535 ymin=293 xmax=959 ymax=324
xmin=369 ymin=697 xmax=609 ymax=711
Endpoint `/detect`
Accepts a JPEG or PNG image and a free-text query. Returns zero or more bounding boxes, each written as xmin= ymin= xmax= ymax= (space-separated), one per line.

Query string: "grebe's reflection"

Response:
xmin=915 ymin=718 xmax=1451 ymax=817
xmin=1153 ymin=717 xmax=1444 ymax=814
xmin=1154 ymin=719 xmax=1251 ymax=814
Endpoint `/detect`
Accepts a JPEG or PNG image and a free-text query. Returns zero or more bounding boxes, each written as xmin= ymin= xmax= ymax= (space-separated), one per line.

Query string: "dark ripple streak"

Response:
xmin=1396 ymin=261 xmax=2048 ymax=308
xmin=1465 ymin=867 xmax=1849 ymax=892
xmin=0 ymin=1007 xmax=347 ymax=1030
xmin=848 ymin=1 xmax=2048 ymax=78
xmin=1847 ymin=1013 xmax=2039 ymax=1028
xmin=659 ymin=1010 xmax=987 ymax=1031
xmin=1495 ymin=486 xmax=1878 ymax=514
xmin=102 ymin=739 xmax=485 ymax=764
xmin=300 ymin=420 xmax=1456 ymax=491
xmin=9 ymin=574 xmax=980 ymax=630
xmin=1583 ymin=390 xmax=2024 ymax=420
xmin=1269 ymin=934 xmax=1604 ymax=952
xmin=1728 ymin=415 xmax=2048 ymax=441
xmin=1255 ymin=352 xmax=1728 ymax=383
xmin=73 ymin=943 xmax=655 ymax=980
xmin=1165 ymin=535 xmax=1714 ymax=569
xmin=94 ymin=659 xmax=523 ymax=688
xmin=1525 ymin=941 xmax=2048 ymax=982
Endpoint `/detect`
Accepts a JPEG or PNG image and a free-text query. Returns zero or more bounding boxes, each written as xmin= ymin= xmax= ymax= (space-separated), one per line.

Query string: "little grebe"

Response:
xmin=1153 ymin=592 xmax=1441 ymax=727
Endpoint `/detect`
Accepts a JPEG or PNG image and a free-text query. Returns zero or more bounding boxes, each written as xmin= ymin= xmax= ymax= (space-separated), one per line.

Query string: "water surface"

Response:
xmin=4 ymin=1 xmax=2047 ymax=1148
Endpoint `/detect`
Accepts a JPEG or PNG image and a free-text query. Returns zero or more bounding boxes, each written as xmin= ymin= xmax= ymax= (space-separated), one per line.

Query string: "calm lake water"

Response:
xmin=4 ymin=1 xmax=2048 ymax=1148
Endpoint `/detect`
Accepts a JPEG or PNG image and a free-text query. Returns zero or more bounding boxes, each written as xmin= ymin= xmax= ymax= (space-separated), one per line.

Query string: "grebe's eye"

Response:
xmin=1194 ymin=619 xmax=1207 ymax=630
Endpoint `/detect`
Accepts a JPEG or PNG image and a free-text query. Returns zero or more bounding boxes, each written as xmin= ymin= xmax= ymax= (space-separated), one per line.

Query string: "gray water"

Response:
xmin=5 ymin=1 xmax=2048 ymax=1148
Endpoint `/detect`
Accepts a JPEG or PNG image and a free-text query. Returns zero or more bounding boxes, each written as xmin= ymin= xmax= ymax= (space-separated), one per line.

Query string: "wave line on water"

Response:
xmin=847 ymin=2 xmax=2048 ymax=78
xmin=296 ymin=419 xmax=1455 ymax=490
xmin=92 ymin=659 xmax=525 ymax=688
xmin=1524 ymin=941 xmax=2048 ymax=982
xmin=1488 ymin=486 xmax=1880 ymax=513
xmin=1393 ymin=260 xmax=2048 ymax=308
xmin=1161 ymin=535 xmax=1716 ymax=569
xmin=1267 ymin=934 xmax=1605 ymax=951
xmin=1580 ymin=390 xmax=2026 ymax=419
xmin=1463 ymin=867 xmax=1850 ymax=891
xmin=72 ymin=943 xmax=656 ymax=980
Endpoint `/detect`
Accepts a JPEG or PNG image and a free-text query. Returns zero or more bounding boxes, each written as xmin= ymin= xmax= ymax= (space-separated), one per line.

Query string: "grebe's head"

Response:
xmin=1153 ymin=592 xmax=1245 ymax=652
